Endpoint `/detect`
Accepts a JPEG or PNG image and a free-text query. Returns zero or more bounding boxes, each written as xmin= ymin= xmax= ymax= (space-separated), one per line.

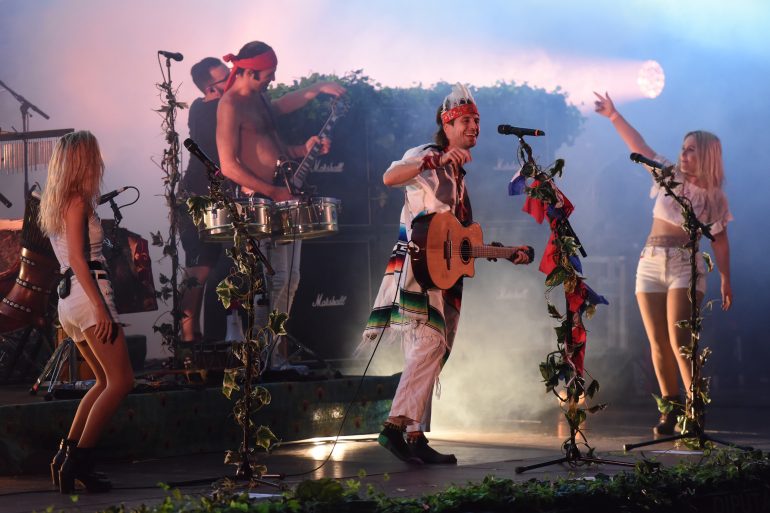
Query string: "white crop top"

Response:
xmin=50 ymin=211 xmax=107 ymax=272
xmin=649 ymin=154 xmax=732 ymax=235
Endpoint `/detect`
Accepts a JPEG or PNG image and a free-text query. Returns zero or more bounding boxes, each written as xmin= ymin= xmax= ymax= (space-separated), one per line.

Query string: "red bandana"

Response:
xmin=441 ymin=103 xmax=479 ymax=124
xmin=221 ymin=50 xmax=278 ymax=92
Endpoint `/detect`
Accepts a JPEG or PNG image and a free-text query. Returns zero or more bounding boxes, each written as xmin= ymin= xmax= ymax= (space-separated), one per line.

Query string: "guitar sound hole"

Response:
xmin=460 ymin=239 xmax=472 ymax=263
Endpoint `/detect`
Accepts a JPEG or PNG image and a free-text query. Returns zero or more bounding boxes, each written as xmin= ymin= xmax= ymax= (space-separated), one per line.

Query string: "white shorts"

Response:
xmin=57 ymin=272 xmax=120 ymax=342
xmin=635 ymin=246 xmax=706 ymax=294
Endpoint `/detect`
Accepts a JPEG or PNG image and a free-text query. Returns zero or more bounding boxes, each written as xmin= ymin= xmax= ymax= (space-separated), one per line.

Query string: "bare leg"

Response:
xmin=66 ymin=341 xmax=107 ymax=441
xmin=636 ymin=292 xmax=680 ymax=397
xmin=666 ymin=288 xmax=704 ymax=397
xmin=180 ymin=265 xmax=211 ymax=342
xmin=77 ymin=326 xmax=134 ymax=448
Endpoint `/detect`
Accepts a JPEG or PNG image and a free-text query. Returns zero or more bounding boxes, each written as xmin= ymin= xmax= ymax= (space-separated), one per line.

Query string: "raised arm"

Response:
xmin=64 ymin=198 xmax=116 ymax=343
xmin=593 ymin=91 xmax=656 ymax=159
xmin=383 ymin=148 xmax=471 ymax=187
xmin=272 ymin=82 xmax=346 ymax=115
xmin=216 ymin=97 xmax=288 ymax=200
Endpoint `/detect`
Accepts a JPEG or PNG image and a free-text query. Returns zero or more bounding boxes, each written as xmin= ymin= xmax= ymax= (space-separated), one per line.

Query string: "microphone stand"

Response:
xmin=0 ymin=79 xmax=50 ymax=204
xmin=512 ymin=136 xmax=634 ymax=474
xmin=623 ymin=164 xmax=752 ymax=452
xmin=185 ymin=139 xmax=280 ymax=485
xmin=155 ymin=54 xmax=187 ymax=361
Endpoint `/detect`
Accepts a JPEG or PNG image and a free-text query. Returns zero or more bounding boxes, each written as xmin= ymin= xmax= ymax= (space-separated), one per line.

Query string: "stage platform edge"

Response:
xmin=0 ymin=374 xmax=398 ymax=475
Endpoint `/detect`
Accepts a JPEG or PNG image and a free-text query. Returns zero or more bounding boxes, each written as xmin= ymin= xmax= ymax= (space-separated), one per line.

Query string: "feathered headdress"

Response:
xmin=440 ymin=83 xmax=478 ymax=124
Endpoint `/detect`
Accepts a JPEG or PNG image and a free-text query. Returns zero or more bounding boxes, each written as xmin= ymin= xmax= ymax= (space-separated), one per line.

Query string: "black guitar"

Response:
xmin=274 ymin=96 xmax=349 ymax=193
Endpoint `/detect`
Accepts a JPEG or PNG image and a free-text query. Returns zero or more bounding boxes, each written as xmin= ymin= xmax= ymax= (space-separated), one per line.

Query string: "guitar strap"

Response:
xmin=454 ymin=167 xmax=473 ymax=225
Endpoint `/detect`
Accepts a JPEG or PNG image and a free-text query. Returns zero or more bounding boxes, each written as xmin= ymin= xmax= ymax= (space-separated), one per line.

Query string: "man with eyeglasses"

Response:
xmin=178 ymin=57 xmax=231 ymax=353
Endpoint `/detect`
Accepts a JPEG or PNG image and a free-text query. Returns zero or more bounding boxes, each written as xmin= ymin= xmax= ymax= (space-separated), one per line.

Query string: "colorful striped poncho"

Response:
xmin=360 ymin=144 xmax=471 ymax=352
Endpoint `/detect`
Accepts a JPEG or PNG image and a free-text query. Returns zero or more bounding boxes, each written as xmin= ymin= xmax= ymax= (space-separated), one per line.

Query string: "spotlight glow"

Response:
xmin=637 ymin=60 xmax=665 ymax=98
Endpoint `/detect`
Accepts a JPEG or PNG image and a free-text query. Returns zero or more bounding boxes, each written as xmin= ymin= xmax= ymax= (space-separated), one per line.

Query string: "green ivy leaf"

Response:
xmin=557 ymin=236 xmax=581 ymax=258
xmin=546 ymin=302 xmax=562 ymax=319
xmin=587 ymin=403 xmax=607 ymax=414
xmin=222 ymin=369 xmax=240 ymax=400
xmin=216 ymin=278 xmax=238 ymax=310
xmin=653 ymin=393 xmax=675 ymax=414
xmin=586 ymin=379 xmax=600 ymax=398
xmin=149 ymin=230 xmax=164 ymax=247
xmin=268 ymin=310 xmax=289 ymax=336
xmin=251 ymin=386 xmax=272 ymax=409
xmin=254 ymin=425 xmax=279 ymax=451
xmin=224 ymin=450 xmax=241 ymax=465
xmin=545 ymin=266 xmax=570 ymax=287
xmin=186 ymin=195 xmax=213 ymax=227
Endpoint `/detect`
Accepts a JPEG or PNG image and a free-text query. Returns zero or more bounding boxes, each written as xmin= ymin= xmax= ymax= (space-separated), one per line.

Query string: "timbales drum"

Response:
xmin=199 ymin=197 xmax=273 ymax=242
xmin=271 ymin=197 xmax=340 ymax=242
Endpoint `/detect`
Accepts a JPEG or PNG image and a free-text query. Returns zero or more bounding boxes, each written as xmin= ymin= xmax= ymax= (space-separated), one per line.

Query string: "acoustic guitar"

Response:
xmin=409 ymin=211 xmax=533 ymax=290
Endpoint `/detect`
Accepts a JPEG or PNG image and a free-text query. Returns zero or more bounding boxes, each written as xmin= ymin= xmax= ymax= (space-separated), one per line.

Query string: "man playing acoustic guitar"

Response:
xmin=361 ymin=84 xmax=532 ymax=464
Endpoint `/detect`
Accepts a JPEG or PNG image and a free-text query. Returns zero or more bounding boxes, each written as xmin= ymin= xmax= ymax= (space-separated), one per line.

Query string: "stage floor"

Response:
xmin=1 ymin=401 xmax=769 ymax=513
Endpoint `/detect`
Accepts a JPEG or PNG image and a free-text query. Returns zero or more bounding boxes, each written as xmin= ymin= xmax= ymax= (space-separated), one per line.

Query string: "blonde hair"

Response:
xmin=681 ymin=130 xmax=725 ymax=191
xmin=39 ymin=131 xmax=104 ymax=236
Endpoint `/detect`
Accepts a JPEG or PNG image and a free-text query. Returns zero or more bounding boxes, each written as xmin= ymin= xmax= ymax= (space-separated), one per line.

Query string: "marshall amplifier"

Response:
xmin=287 ymin=238 xmax=372 ymax=360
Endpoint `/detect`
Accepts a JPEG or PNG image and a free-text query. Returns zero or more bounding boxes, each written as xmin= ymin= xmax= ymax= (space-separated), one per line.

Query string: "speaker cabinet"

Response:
xmin=287 ymin=237 xmax=372 ymax=360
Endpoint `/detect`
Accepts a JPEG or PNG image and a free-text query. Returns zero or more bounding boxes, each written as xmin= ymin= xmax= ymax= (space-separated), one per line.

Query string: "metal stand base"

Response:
xmin=515 ymin=444 xmax=637 ymax=474
xmin=29 ymin=336 xmax=78 ymax=399
xmin=623 ymin=431 xmax=754 ymax=452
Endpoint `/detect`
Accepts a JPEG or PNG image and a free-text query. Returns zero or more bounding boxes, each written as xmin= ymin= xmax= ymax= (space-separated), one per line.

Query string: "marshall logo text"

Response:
xmin=312 ymin=294 xmax=347 ymax=307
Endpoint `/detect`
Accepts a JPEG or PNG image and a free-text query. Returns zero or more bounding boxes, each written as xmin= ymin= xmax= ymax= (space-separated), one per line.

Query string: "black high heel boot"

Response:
xmin=58 ymin=446 xmax=112 ymax=494
xmin=50 ymin=438 xmax=77 ymax=488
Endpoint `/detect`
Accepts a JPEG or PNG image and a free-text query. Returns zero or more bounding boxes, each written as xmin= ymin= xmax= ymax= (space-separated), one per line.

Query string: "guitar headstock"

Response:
xmin=330 ymin=95 xmax=351 ymax=119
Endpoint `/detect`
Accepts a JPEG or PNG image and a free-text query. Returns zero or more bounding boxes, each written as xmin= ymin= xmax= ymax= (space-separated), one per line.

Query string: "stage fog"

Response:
xmin=1 ymin=0 xmax=769 ymax=428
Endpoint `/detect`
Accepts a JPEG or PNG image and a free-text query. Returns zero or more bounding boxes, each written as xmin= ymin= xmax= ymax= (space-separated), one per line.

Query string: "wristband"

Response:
xmin=421 ymin=153 xmax=442 ymax=171
xmin=609 ymin=111 xmax=619 ymax=122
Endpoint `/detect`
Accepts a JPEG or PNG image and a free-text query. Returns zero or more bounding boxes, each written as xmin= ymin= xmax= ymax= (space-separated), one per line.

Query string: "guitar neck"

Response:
xmin=470 ymin=244 xmax=520 ymax=260
xmin=292 ymin=103 xmax=344 ymax=186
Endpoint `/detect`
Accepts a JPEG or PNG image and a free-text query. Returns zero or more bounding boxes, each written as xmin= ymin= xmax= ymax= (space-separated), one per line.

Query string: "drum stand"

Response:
xmin=29 ymin=336 xmax=81 ymax=399
xmin=0 ymin=324 xmax=54 ymax=385
xmin=263 ymin=331 xmax=340 ymax=378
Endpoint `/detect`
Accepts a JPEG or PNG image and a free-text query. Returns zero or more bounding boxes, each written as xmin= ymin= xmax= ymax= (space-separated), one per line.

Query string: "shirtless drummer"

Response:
xmin=216 ymin=40 xmax=345 ymax=369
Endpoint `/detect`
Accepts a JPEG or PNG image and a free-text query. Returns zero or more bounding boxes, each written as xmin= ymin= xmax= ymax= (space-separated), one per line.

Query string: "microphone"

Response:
xmin=629 ymin=153 xmax=666 ymax=169
xmin=184 ymin=138 xmax=220 ymax=175
xmin=498 ymin=125 xmax=545 ymax=137
xmin=98 ymin=187 xmax=129 ymax=205
xmin=158 ymin=50 xmax=184 ymax=62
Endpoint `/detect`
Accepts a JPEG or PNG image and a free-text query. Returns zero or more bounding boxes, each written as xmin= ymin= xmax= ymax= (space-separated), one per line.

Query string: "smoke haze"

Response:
xmin=1 ymin=0 xmax=768 ymax=426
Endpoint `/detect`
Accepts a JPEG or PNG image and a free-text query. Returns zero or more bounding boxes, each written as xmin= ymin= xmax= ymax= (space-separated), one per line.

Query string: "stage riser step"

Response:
xmin=0 ymin=375 xmax=398 ymax=475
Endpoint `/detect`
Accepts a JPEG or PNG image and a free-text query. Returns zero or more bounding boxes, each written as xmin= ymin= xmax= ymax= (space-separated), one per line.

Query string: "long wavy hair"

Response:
xmin=39 ymin=130 xmax=104 ymax=236
xmin=681 ymin=130 xmax=725 ymax=191
xmin=433 ymin=106 xmax=449 ymax=148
